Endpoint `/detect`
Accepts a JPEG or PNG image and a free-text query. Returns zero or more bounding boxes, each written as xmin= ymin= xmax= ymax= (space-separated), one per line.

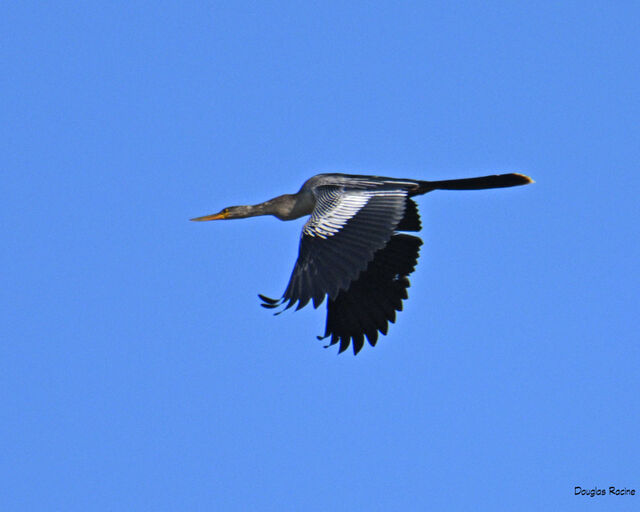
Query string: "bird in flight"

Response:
xmin=192 ymin=172 xmax=533 ymax=354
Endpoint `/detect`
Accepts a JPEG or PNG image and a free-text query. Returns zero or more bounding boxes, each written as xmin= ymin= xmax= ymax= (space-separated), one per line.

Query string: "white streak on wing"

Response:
xmin=304 ymin=191 xmax=370 ymax=238
xmin=303 ymin=188 xmax=407 ymax=239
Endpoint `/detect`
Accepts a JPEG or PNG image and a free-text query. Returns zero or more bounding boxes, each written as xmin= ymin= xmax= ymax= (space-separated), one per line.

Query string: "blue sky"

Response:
xmin=2 ymin=1 xmax=639 ymax=510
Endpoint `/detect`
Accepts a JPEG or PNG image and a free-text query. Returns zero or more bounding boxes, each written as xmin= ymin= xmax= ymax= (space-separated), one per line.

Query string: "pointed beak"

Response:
xmin=190 ymin=211 xmax=228 ymax=221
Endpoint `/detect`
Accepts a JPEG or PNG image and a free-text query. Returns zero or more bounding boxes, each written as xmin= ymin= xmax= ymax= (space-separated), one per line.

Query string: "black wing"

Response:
xmin=318 ymin=233 xmax=423 ymax=354
xmin=260 ymin=185 xmax=409 ymax=311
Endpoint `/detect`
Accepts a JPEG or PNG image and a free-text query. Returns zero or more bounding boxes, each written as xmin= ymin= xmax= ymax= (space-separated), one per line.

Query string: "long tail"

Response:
xmin=415 ymin=173 xmax=533 ymax=195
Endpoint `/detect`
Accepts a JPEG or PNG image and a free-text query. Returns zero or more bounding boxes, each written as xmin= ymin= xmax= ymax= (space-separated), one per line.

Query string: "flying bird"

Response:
xmin=191 ymin=172 xmax=533 ymax=354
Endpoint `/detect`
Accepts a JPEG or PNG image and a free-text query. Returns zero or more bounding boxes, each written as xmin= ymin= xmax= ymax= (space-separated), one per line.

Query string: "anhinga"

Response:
xmin=191 ymin=172 xmax=533 ymax=354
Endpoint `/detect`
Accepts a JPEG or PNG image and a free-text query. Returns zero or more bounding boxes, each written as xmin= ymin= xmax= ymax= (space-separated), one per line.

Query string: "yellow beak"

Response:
xmin=190 ymin=212 xmax=228 ymax=221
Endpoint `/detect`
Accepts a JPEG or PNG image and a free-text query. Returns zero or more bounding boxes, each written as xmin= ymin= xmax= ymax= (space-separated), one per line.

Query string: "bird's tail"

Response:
xmin=415 ymin=173 xmax=533 ymax=195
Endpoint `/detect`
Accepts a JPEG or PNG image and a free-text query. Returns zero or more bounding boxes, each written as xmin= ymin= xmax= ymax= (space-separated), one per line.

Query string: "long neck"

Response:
xmin=244 ymin=192 xmax=314 ymax=221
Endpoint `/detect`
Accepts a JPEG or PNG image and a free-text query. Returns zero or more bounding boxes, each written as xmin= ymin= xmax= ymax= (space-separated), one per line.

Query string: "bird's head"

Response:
xmin=190 ymin=205 xmax=257 ymax=221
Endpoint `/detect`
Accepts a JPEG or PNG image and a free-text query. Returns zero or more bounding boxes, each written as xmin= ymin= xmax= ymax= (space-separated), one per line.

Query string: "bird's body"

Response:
xmin=192 ymin=172 xmax=533 ymax=354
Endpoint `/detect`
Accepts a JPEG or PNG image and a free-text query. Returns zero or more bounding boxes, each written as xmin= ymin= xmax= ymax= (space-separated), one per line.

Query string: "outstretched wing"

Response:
xmin=259 ymin=185 xmax=409 ymax=311
xmin=318 ymin=233 xmax=423 ymax=354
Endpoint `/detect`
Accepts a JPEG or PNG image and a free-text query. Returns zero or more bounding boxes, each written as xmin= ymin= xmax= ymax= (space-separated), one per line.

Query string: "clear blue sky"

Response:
xmin=2 ymin=1 xmax=639 ymax=510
